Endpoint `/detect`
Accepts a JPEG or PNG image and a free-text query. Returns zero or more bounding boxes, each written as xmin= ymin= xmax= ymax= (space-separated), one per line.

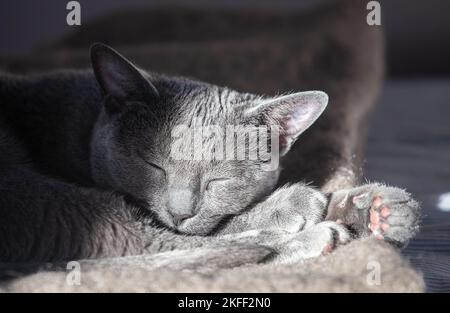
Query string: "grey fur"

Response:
xmin=0 ymin=43 xmax=421 ymax=272
xmin=0 ymin=44 xmax=333 ymax=267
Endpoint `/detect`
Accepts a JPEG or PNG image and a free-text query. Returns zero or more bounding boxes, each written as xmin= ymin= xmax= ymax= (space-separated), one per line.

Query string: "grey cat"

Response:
xmin=0 ymin=44 xmax=420 ymax=270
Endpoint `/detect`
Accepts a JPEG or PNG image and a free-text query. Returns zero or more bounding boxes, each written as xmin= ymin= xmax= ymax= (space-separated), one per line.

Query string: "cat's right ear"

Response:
xmin=90 ymin=43 xmax=159 ymax=112
xmin=243 ymin=91 xmax=328 ymax=156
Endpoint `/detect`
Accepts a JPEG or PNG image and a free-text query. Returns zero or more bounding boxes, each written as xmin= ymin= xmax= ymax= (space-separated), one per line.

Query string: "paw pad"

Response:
xmin=329 ymin=184 xmax=421 ymax=245
xmin=322 ymin=244 xmax=333 ymax=255
xmin=368 ymin=197 xmax=392 ymax=238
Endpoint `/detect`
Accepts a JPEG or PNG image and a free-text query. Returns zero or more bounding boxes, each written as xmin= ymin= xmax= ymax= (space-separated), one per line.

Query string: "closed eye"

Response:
xmin=146 ymin=161 xmax=165 ymax=173
xmin=137 ymin=152 xmax=166 ymax=177
xmin=205 ymin=178 xmax=231 ymax=191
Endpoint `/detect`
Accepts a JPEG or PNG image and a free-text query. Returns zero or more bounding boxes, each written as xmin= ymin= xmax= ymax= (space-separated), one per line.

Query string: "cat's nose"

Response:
xmin=170 ymin=212 xmax=194 ymax=226
xmin=168 ymin=188 xmax=196 ymax=226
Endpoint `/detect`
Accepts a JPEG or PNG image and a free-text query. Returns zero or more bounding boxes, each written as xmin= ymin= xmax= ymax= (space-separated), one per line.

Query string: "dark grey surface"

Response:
xmin=365 ymin=79 xmax=450 ymax=292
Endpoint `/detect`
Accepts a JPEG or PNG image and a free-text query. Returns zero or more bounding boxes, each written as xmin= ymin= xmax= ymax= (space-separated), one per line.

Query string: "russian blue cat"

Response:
xmin=0 ymin=44 xmax=420 ymax=269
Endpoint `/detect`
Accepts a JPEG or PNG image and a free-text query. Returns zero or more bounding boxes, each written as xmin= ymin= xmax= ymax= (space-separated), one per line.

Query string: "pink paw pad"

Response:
xmin=368 ymin=197 xmax=391 ymax=238
xmin=322 ymin=244 xmax=333 ymax=255
xmin=380 ymin=206 xmax=391 ymax=218
xmin=373 ymin=196 xmax=383 ymax=207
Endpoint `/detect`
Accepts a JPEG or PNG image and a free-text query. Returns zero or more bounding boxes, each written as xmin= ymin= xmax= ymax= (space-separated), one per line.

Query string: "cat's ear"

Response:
xmin=244 ymin=91 xmax=328 ymax=156
xmin=90 ymin=43 xmax=159 ymax=106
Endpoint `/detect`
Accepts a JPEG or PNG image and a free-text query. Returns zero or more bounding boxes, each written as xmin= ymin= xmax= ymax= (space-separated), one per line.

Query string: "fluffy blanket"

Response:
xmin=1 ymin=239 xmax=423 ymax=292
xmin=0 ymin=0 xmax=424 ymax=292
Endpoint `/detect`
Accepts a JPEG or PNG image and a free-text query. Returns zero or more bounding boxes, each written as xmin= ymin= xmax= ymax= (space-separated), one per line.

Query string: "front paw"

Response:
xmin=326 ymin=183 xmax=421 ymax=246
xmin=251 ymin=183 xmax=328 ymax=233
xmin=223 ymin=221 xmax=350 ymax=264
xmin=266 ymin=221 xmax=351 ymax=264
xmin=253 ymin=221 xmax=351 ymax=264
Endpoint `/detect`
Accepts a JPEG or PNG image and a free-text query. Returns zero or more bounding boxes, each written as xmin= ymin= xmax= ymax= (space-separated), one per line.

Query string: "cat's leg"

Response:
xmin=217 ymin=183 xmax=329 ymax=235
xmin=141 ymin=187 xmax=351 ymax=264
xmin=214 ymin=183 xmax=353 ymax=261
xmin=325 ymin=183 xmax=421 ymax=246
xmin=218 ymin=182 xmax=421 ymax=247
xmin=0 ymin=165 xmax=145 ymax=263
xmin=223 ymin=221 xmax=350 ymax=264
xmin=0 ymin=245 xmax=273 ymax=280
xmin=142 ymin=221 xmax=350 ymax=265
xmin=77 ymin=245 xmax=273 ymax=272
xmin=217 ymin=182 xmax=420 ymax=256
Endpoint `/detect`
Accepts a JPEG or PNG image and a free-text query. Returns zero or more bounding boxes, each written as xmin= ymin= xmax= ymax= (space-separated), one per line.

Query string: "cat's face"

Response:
xmin=90 ymin=44 xmax=328 ymax=235
xmin=92 ymin=111 xmax=280 ymax=235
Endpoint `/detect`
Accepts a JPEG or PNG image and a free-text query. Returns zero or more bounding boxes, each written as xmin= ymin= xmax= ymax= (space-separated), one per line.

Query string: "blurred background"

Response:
xmin=1 ymin=0 xmax=450 ymax=77
xmin=0 ymin=0 xmax=449 ymax=292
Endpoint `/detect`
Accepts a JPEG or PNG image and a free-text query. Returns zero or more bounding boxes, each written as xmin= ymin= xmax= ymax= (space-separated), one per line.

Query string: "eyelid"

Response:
xmin=146 ymin=161 xmax=165 ymax=172
xmin=206 ymin=177 xmax=231 ymax=190
xmin=137 ymin=152 xmax=167 ymax=176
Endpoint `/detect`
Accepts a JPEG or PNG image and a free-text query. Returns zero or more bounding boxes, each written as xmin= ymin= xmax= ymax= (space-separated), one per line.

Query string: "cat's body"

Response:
xmin=0 ymin=70 xmax=102 ymax=183
xmin=0 ymin=45 xmax=421 ymax=270
xmin=0 ymin=69 xmax=265 ymax=263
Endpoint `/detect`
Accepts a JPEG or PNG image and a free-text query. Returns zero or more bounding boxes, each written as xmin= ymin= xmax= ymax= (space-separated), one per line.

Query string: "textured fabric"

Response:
xmin=0 ymin=239 xmax=424 ymax=293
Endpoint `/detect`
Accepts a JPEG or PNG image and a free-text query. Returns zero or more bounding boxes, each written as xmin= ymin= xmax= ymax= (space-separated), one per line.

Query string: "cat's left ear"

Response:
xmin=90 ymin=43 xmax=159 ymax=103
xmin=244 ymin=91 xmax=328 ymax=156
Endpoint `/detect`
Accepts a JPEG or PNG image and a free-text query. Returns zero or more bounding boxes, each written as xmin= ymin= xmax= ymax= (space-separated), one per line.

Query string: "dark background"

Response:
xmin=1 ymin=0 xmax=450 ymax=77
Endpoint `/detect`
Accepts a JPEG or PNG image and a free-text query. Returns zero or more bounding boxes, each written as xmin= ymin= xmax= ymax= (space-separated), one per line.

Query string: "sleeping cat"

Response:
xmin=0 ymin=44 xmax=420 ymax=268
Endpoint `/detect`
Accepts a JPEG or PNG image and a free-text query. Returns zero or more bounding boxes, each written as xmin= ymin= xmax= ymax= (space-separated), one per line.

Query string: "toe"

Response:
xmin=373 ymin=196 xmax=383 ymax=208
xmin=370 ymin=209 xmax=380 ymax=224
xmin=322 ymin=244 xmax=333 ymax=255
xmin=380 ymin=206 xmax=391 ymax=218
xmin=370 ymin=222 xmax=380 ymax=231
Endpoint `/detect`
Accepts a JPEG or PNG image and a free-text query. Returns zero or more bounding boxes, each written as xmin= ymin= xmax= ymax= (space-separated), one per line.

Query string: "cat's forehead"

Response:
xmin=153 ymin=76 xmax=257 ymax=126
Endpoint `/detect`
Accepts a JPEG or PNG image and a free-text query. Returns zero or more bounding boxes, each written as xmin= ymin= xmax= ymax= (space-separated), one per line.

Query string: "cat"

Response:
xmin=0 ymin=44 xmax=421 ymax=270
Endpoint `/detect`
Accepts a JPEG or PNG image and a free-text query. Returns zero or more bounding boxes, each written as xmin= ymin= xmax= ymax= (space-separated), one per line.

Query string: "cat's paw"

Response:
xmin=326 ymin=183 xmax=421 ymax=246
xmin=223 ymin=221 xmax=350 ymax=264
xmin=270 ymin=221 xmax=351 ymax=264
xmin=251 ymin=183 xmax=328 ymax=233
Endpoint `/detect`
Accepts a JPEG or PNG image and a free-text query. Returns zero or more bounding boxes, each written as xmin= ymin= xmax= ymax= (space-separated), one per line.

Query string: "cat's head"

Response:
xmin=90 ymin=43 xmax=328 ymax=235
